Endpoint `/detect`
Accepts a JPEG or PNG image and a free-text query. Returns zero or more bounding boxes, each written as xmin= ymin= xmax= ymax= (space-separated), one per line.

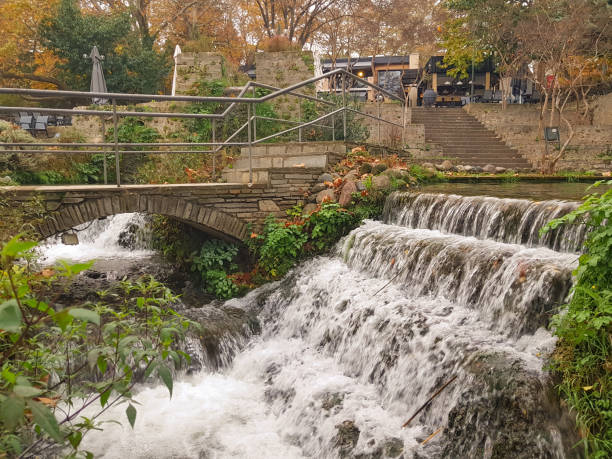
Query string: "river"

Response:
xmin=38 ymin=187 xmax=585 ymax=458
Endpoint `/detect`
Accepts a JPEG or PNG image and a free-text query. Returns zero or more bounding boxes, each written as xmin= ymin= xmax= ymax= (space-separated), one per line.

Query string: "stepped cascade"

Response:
xmin=411 ymin=107 xmax=532 ymax=169
xmin=384 ymin=192 xmax=588 ymax=253
xmin=50 ymin=192 xmax=583 ymax=458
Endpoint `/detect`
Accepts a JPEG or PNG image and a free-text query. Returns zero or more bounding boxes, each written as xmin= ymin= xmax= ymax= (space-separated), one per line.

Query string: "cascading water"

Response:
xmin=77 ymin=193 xmax=581 ymax=458
xmin=38 ymin=213 xmax=154 ymax=265
xmin=384 ymin=192 xmax=588 ymax=252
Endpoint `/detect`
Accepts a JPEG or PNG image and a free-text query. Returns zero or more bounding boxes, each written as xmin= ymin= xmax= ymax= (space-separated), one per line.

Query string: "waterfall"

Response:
xmin=79 ymin=194 xmax=581 ymax=458
xmin=38 ymin=213 xmax=154 ymax=264
xmin=384 ymin=192 xmax=587 ymax=253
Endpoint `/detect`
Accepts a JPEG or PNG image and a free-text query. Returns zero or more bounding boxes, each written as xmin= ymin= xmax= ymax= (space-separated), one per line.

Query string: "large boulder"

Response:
xmin=483 ymin=164 xmax=497 ymax=173
xmin=436 ymin=160 xmax=454 ymax=171
xmin=344 ymin=170 xmax=359 ymax=182
xmin=316 ymin=189 xmax=336 ymax=203
xmin=338 ymin=180 xmax=357 ymax=207
xmin=372 ymin=174 xmax=391 ymax=190
xmin=311 ymin=183 xmax=327 ymax=193
xmin=319 ymin=172 xmax=333 ymax=183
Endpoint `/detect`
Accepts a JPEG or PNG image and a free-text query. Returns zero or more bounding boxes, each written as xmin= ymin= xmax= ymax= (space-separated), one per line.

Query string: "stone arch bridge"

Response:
xmin=0 ymin=171 xmax=320 ymax=242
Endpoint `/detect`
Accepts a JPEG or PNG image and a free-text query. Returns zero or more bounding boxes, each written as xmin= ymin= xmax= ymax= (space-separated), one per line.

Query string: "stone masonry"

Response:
xmin=0 ymin=181 xmax=315 ymax=243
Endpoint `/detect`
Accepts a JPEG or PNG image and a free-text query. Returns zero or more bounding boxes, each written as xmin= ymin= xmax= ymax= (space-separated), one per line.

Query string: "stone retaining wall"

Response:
xmin=466 ymin=103 xmax=611 ymax=171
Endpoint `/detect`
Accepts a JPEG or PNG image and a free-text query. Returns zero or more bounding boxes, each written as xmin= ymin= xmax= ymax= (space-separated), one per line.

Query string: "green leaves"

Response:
xmin=0 ymin=234 xmax=37 ymax=262
xmin=0 ymin=235 xmax=194 ymax=458
xmin=27 ymin=400 xmax=63 ymax=443
xmin=0 ymin=396 xmax=25 ymax=430
xmin=68 ymin=308 xmax=100 ymax=325
xmin=126 ymin=404 xmax=137 ymax=428
xmin=157 ymin=365 xmax=173 ymax=397
xmin=0 ymin=299 xmax=22 ymax=333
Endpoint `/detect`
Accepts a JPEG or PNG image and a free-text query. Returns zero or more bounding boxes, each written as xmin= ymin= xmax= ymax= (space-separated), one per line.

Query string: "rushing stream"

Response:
xmin=39 ymin=191 xmax=585 ymax=458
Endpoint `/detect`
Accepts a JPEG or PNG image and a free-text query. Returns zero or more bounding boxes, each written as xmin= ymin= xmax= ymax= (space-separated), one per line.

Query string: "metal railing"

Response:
xmin=0 ymin=69 xmax=407 ymax=186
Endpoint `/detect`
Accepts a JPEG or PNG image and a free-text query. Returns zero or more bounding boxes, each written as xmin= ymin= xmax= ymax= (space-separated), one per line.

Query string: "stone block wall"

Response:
xmin=175 ymin=52 xmax=225 ymax=94
xmin=466 ymin=103 xmax=611 ymax=171
xmin=255 ymin=51 xmax=316 ymax=120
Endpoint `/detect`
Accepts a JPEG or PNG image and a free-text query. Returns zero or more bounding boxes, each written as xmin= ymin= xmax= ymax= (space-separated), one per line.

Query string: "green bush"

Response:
xmin=256 ymin=217 xmax=308 ymax=278
xmin=541 ymin=180 xmax=612 ymax=457
xmin=305 ymin=202 xmax=357 ymax=251
xmin=0 ymin=235 xmax=195 ymax=457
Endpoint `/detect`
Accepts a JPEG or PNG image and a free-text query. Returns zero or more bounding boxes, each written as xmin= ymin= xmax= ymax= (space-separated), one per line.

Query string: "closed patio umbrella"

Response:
xmin=89 ymin=46 xmax=108 ymax=105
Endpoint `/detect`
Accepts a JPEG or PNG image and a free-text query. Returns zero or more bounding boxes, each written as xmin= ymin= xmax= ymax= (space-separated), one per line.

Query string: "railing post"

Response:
xmin=212 ymin=119 xmax=216 ymax=179
xmin=112 ymin=98 xmax=120 ymax=187
xmin=298 ymin=98 xmax=302 ymax=142
xmin=332 ymin=112 xmax=335 ymax=142
xmin=342 ymin=73 xmax=347 ymax=140
xmin=252 ymin=87 xmax=257 ymax=141
xmin=401 ymin=98 xmax=407 ymax=146
xmin=101 ymin=118 xmax=107 ymax=184
xmin=247 ymin=103 xmax=253 ymax=184
xmin=377 ymin=97 xmax=381 ymax=144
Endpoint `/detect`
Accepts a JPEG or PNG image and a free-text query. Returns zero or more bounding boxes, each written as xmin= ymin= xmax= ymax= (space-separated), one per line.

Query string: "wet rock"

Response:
xmin=440 ymin=352 xmax=581 ymax=459
xmin=334 ymin=420 xmax=360 ymax=457
xmin=383 ymin=437 xmax=404 ymax=457
xmin=372 ymin=175 xmax=390 ymax=190
xmin=316 ymin=189 xmax=336 ymax=204
xmin=61 ymin=233 xmax=79 ymax=245
xmin=436 ymin=160 xmax=454 ymax=171
xmin=311 ymin=183 xmax=327 ymax=193
xmin=456 ymin=165 xmax=466 ymax=172
xmin=118 ymin=223 xmax=139 ymax=249
xmin=495 ymin=166 xmax=507 ymax=174
xmin=184 ymin=304 xmax=260 ymax=370
xmin=339 ymin=181 xmax=357 ymax=207
xmin=472 ymin=166 xmax=484 ymax=173
xmin=321 ymin=392 xmax=345 ymax=411
xmin=319 ymin=173 xmax=333 ymax=182
xmin=463 ymin=165 xmax=474 ymax=172
xmin=483 ymin=164 xmax=497 ymax=173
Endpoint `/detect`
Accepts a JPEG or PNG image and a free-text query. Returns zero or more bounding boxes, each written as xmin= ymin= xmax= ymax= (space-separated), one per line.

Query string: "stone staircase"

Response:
xmin=222 ymin=142 xmax=345 ymax=184
xmin=411 ymin=107 xmax=532 ymax=170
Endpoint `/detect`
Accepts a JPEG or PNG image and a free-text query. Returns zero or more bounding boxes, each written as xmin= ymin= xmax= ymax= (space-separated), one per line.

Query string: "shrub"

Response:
xmin=541 ymin=180 xmax=612 ymax=457
xmin=372 ymin=163 xmax=388 ymax=175
xmin=256 ymin=217 xmax=308 ymax=277
xmin=0 ymin=235 xmax=195 ymax=457
xmin=359 ymin=163 xmax=373 ymax=175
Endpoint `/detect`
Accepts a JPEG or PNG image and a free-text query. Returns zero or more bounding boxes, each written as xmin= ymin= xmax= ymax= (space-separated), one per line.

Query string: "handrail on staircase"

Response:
xmin=0 ymin=69 xmax=408 ymax=187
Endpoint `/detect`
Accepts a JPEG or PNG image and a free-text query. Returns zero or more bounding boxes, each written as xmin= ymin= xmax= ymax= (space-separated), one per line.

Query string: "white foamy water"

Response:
xmin=38 ymin=213 xmax=154 ymax=265
xmin=79 ymin=215 xmax=577 ymax=458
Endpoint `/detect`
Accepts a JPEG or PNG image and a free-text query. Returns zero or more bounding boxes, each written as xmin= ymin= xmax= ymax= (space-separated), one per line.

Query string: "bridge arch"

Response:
xmin=38 ymin=194 xmax=249 ymax=243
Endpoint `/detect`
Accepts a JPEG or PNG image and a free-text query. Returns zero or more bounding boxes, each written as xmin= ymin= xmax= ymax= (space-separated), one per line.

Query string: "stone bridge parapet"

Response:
xmin=0 ymin=172 xmax=322 ymax=242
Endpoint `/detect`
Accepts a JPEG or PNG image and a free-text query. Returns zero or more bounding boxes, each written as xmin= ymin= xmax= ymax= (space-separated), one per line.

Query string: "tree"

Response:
xmin=442 ymin=0 xmax=529 ymax=109
xmin=40 ymin=0 xmax=171 ymax=94
xmin=251 ymin=0 xmax=340 ymax=47
xmin=0 ymin=0 xmax=64 ymax=89
xmin=518 ymin=0 xmax=611 ymax=172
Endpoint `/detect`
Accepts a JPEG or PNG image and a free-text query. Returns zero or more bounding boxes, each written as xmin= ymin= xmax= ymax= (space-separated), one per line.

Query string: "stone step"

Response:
xmin=221 ymin=169 xmax=270 ymax=185
xmin=233 ymin=154 xmax=329 ymax=169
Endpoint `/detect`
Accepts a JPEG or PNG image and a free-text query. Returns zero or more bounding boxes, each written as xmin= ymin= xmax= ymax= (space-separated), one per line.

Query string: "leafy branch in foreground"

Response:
xmin=0 ymin=235 xmax=197 ymax=458
xmin=541 ymin=180 xmax=612 ymax=458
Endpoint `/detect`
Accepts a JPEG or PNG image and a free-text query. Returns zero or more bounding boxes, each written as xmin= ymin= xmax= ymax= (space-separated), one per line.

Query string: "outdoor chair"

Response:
xmin=19 ymin=115 xmax=34 ymax=132
xmin=492 ymin=91 xmax=502 ymax=103
xmin=47 ymin=115 xmax=57 ymax=126
xmin=482 ymin=90 xmax=493 ymax=103
xmin=33 ymin=115 xmax=49 ymax=137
